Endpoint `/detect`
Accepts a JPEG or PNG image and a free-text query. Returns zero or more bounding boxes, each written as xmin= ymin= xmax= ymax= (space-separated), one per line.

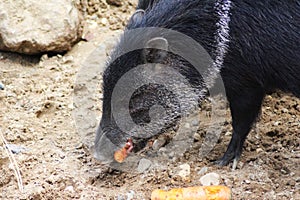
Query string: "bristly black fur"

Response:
xmin=137 ymin=0 xmax=160 ymax=10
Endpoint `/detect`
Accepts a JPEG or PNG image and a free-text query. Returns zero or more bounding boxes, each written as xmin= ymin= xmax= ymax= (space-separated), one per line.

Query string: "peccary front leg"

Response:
xmin=216 ymin=86 xmax=265 ymax=169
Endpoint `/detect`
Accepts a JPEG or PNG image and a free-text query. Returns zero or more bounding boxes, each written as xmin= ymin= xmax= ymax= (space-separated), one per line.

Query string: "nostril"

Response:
xmin=125 ymin=138 xmax=134 ymax=153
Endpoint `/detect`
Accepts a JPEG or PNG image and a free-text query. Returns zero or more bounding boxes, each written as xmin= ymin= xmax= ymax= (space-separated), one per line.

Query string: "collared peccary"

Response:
xmin=94 ymin=0 xmax=300 ymax=168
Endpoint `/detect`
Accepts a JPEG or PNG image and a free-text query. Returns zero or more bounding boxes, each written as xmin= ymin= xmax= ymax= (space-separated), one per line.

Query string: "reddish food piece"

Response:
xmin=151 ymin=185 xmax=231 ymax=200
xmin=114 ymin=138 xmax=134 ymax=163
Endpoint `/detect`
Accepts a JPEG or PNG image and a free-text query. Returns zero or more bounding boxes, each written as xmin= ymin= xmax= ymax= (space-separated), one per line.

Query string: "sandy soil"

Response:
xmin=0 ymin=1 xmax=299 ymax=199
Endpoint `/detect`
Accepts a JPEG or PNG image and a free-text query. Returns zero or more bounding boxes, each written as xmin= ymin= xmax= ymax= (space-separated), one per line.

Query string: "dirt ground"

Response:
xmin=0 ymin=1 xmax=299 ymax=199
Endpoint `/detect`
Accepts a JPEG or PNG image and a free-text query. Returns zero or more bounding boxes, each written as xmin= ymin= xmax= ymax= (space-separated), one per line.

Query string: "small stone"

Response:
xmin=192 ymin=119 xmax=199 ymax=126
xmin=274 ymin=121 xmax=280 ymax=126
xmin=137 ymin=158 xmax=152 ymax=173
xmin=152 ymin=138 xmax=166 ymax=150
xmin=62 ymin=55 xmax=74 ymax=64
xmin=68 ymin=103 xmax=74 ymax=110
xmin=176 ymin=163 xmax=191 ymax=182
xmin=237 ymin=161 xmax=244 ymax=169
xmin=282 ymin=108 xmax=289 ymax=113
xmin=126 ymin=190 xmax=135 ymax=200
xmin=75 ymin=143 xmax=83 ymax=149
xmin=266 ymin=95 xmax=272 ymax=100
xmin=65 ymin=186 xmax=75 ymax=193
xmin=158 ymin=147 xmax=167 ymax=152
xmin=197 ymin=166 xmax=208 ymax=176
xmin=117 ymin=196 xmax=125 ymax=200
xmin=0 ymin=83 xmax=4 ymax=90
xmin=100 ymin=18 xmax=108 ymax=26
xmin=158 ymin=147 xmax=168 ymax=157
xmin=200 ymin=172 xmax=220 ymax=186
xmin=41 ymin=54 xmax=48 ymax=61
xmin=184 ymin=123 xmax=191 ymax=129
xmin=296 ymin=104 xmax=300 ymax=111
xmin=193 ymin=132 xmax=201 ymax=141
xmin=256 ymin=148 xmax=263 ymax=153
xmin=168 ymin=151 xmax=175 ymax=158
xmin=6 ymin=144 xmax=27 ymax=154
xmin=280 ymin=168 xmax=289 ymax=175
xmin=224 ymin=178 xmax=233 ymax=185
xmin=225 ymin=131 xmax=231 ymax=136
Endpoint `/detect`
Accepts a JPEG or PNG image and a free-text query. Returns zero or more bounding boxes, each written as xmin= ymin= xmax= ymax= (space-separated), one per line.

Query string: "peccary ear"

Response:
xmin=129 ymin=9 xmax=145 ymax=25
xmin=146 ymin=37 xmax=169 ymax=50
xmin=143 ymin=37 xmax=169 ymax=63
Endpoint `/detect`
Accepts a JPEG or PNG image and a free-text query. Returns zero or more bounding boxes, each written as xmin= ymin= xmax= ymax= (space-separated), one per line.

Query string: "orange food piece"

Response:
xmin=114 ymin=138 xmax=134 ymax=163
xmin=114 ymin=148 xmax=128 ymax=163
xmin=151 ymin=185 xmax=231 ymax=200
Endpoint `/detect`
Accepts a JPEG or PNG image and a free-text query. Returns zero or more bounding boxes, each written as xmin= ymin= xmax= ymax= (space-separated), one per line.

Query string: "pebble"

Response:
xmin=62 ymin=55 xmax=74 ymax=64
xmin=296 ymin=104 xmax=300 ymax=111
xmin=6 ymin=144 xmax=27 ymax=154
xmin=126 ymin=190 xmax=135 ymax=200
xmin=266 ymin=95 xmax=272 ymax=100
xmin=193 ymin=132 xmax=201 ymax=141
xmin=225 ymin=131 xmax=231 ymax=136
xmin=152 ymin=138 xmax=166 ymax=150
xmin=117 ymin=196 xmax=125 ymax=200
xmin=100 ymin=18 xmax=108 ymax=26
xmin=0 ymin=82 xmax=4 ymax=90
xmin=256 ymin=148 xmax=263 ymax=153
xmin=168 ymin=151 xmax=175 ymax=158
xmin=137 ymin=158 xmax=152 ymax=173
xmin=197 ymin=166 xmax=208 ymax=176
xmin=40 ymin=54 xmax=48 ymax=61
xmin=199 ymin=172 xmax=220 ymax=186
xmin=68 ymin=103 xmax=74 ymax=110
xmin=274 ymin=121 xmax=281 ymax=126
xmin=192 ymin=119 xmax=199 ymax=126
xmin=184 ymin=123 xmax=191 ymax=129
xmin=224 ymin=177 xmax=233 ymax=185
xmin=282 ymin=108 xmax=289 ymax=113
xmin=158 ymin=147 xmax=167 ymax=153
xmin=176 ymin=163 xmax=191 ymax=182
xmin=65 ymin=186 xmax=75 ymax=193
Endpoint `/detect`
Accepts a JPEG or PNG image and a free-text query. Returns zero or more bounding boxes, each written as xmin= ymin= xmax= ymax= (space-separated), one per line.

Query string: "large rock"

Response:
xmin=0 ymin=0 xmax=83 ymax=54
